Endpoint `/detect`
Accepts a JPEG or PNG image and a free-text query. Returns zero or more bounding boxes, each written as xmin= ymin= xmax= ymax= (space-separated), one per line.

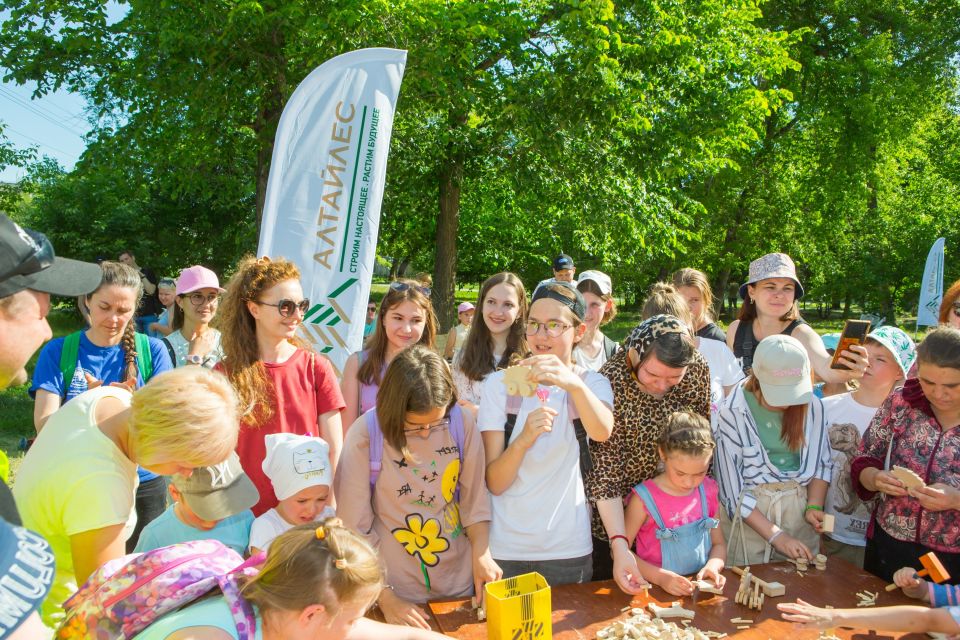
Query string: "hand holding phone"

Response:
xmin=830 ymin=320 xmax=871 ymax=370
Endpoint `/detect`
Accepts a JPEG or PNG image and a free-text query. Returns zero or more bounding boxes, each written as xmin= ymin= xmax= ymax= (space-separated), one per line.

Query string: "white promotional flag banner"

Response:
xmin=258 ymin=48 xmax=407 ymax=376
xmin=917 ymin=237 xmax=945 ymax=327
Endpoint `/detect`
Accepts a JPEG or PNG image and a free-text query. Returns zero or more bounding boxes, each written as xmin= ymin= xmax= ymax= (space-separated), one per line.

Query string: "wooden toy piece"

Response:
xmin=729 ymin=566 xmax=786 ymax=597
xmin=822 ymin=513 xmax=835 ymax=533
xmin=692 ymin=579 xmax=723 ymax=595
xmin=890 ymin=465 xmax=925 ymax=489
xmin=886 ymin=551 xmax=950 ymax=591
xmin=814 ymin=553 xmax=827 ymax=570
xmin=647 ymin=601 xmax=696 ymax=620
xmin=502 ymin=365 xmax=537 ymax=397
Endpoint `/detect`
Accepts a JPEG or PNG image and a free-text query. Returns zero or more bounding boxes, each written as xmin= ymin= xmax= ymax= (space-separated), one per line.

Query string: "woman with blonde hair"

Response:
xmin=672 ymin=267 xmax=726 ymax=342
xmin=135 ymin=519 xmax=449 ymax=639
xmin=31 ymin=260 xmax=174 ymax=551
xmin=340 ymin=279 xmax=438 ymax=430
xmin=217 ymin=256 xmax=344 ymax=516
xmin=14 ymin=367 xmax=240 ymax=627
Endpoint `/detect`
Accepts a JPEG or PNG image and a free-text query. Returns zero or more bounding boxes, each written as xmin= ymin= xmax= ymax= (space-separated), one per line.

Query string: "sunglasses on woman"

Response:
xmin=389 ymin=281 xmax=431 ymax=297
xmin=186 ymin=292 xmax=221 ymax=307
xmin=254 ymin=298 xmax=310 ymax=317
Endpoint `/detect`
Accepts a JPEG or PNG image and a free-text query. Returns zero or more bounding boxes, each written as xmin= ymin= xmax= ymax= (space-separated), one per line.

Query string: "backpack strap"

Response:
xmin=134 ymin=332 xmax=153 ymax=381
xmin=448 ymin=405 xmax=465 ymax=503
xmin=733 ymin=320 xmax=755 ymax=374
xmin=367 ymin=409 xmax=384 ymax=492
xmin=218 ymin=554 xmax=264 ymax=640
xmin=602 ymin=335 xmax=619 ymax=360
xmin=503 ymin=393 xmax=523 ymax=445
xmin=783 ymin=318 xmax=806 ymax=335
xmin=161 ymin=337 xmax=177 ymax=368
xmin=58 ymin=331 xmax=83 ymax=399
xmin=568 ymin=366 xmax=594 ymax=477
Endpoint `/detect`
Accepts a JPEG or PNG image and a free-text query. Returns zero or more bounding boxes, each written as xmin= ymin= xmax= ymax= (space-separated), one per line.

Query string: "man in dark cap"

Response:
xmin=0 ymin=214 xmax=101 ymax=389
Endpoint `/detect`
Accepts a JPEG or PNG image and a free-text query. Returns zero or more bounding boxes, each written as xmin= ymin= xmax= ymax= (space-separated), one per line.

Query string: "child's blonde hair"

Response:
xmin=241 ymin=518 xmax=383 ymax=616
xmin=658 ymin=411 xmax=715 ymax=458
xmin=130 ymin=367 xmax=239 ymax=469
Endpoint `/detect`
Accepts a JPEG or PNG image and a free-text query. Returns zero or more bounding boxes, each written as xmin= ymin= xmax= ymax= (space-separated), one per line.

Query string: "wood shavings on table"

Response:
xmin=594 ymin=608 xmax=715 ymax=639
xmin=856 ymin=590 xmax=878 ymax=607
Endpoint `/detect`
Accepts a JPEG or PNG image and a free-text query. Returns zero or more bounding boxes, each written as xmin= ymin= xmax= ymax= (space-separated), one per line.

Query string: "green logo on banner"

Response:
xmin=302 ymin=277 xmax=359 ymax=354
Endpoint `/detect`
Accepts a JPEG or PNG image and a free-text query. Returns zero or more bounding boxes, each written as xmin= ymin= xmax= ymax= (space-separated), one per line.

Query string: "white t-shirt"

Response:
xmin=477 ymin=367 xmax=613 ymax=561
xmin=574 ymin=343 xmax=606 ymax=371
xmin=248 ymin=505 xmax=336 ymax=552
xmin=696 ymin=337 xmax=742 ymax=425
xmin=822 ymin=392 xmax=881 ymax=546
xmin=452 ymin=350 xmax=502 ymax=407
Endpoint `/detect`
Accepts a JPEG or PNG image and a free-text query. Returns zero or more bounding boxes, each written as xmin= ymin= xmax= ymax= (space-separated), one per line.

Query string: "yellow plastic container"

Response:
xmin=484 ymin=572 xmax=552 ymax=640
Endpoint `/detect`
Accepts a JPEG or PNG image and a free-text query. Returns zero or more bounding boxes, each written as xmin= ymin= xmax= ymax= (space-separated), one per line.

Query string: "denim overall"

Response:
xmin=633 ymin=483 xmax=719 ymax=575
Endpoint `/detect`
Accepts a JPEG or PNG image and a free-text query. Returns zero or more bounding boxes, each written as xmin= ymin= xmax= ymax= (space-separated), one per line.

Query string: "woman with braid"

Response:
xmin=30 ymin=260 xmax=173 ymax=550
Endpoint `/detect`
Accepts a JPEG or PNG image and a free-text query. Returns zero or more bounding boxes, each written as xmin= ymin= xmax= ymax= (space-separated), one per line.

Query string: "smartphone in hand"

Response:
xmin=830 ymin=320 xmax=871 ymax=370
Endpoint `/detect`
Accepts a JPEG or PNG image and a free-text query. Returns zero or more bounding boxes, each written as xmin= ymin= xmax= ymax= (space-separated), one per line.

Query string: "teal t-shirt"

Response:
xmin=133 ymin=597 xmax=262 ymax=639
xmin=744 ymin=391 xmax=800 ymax=472
xmin=134 ymin=506 xmax=254 ymax=555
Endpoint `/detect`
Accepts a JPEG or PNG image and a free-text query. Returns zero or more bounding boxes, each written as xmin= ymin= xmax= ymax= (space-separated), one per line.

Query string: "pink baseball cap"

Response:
xmin=176 ymin=265 xmax=225 ymax=295
xmin=458 ymin=302 xmax=475 ymax=313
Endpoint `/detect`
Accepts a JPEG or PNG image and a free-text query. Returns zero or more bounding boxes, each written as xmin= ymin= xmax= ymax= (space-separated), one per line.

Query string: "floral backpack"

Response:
xmin=56 ymin=539 xmax=262 ymax=639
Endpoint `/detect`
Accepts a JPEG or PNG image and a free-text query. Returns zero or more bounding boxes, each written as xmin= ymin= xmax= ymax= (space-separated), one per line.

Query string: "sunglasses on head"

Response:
xmin=253 ymin=298 xmax=310 ymax=317
xmin=2 ymin=228 xmax=54 ymax=282
xmin=389 ymin=281 xmax=431 ymax=297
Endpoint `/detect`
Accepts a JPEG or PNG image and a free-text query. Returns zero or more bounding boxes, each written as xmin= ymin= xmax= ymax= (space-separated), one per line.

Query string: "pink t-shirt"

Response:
xmin=632 ymin=477 xmax=719 ymax=568
xmin=220 ymin=350 xmax=346 ymax=516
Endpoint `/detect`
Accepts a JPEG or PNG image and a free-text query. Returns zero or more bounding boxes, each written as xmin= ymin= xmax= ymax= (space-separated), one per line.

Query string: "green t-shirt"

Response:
xmin=744 ymin=391 xmax=800 ymax=472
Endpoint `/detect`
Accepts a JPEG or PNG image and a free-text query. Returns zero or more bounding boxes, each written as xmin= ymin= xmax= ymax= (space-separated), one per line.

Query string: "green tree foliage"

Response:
xmin=1 ymin=0 xmax=958 ymax=328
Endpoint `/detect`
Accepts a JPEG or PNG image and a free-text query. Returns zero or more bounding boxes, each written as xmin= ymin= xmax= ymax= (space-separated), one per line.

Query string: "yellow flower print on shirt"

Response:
xmin=392 ymin=513 xmax=450 ymax=567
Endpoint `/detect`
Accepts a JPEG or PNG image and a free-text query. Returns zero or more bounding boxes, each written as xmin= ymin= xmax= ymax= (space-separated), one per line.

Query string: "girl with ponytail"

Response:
xmin=30 ymin=260 xmax=174 ymax=551
xmin=136 ymin=519 xmax=449 ymax=639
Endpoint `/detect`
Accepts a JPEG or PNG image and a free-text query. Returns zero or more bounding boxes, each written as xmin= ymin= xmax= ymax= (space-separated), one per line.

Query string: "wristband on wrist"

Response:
xmin=767 ymin=529 xmax=784 ymax=545
xmin=804 ymin=504 xmax=823 ymax=513
xmin=609 ymin=534 xmax=630 ymax=547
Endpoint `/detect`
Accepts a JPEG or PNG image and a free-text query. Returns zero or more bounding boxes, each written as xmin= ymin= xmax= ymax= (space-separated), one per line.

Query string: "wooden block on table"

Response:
xmin=647 ymin=601 xmax=695 ymax=620
xmin=693 ymin=579 xmax=723 ymax=594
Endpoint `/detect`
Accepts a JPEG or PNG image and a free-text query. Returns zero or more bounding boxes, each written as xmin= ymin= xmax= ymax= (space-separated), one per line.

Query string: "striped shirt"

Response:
xmin=714 ymin=382 xmax=832 ymax=519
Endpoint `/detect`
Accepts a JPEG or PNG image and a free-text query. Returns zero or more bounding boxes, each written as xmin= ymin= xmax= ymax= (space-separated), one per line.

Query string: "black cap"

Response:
xmin=532 ymin=280 xmax=586 ymax=320
xmin=552 ymin=253 xmax=574 ymax=271
xmin=0 ymin=214 xmax=102 ymax=298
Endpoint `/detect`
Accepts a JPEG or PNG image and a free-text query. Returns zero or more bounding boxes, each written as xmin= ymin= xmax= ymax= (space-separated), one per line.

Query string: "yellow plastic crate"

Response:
xmin=484 ymin=572 xmax=552 ymax=640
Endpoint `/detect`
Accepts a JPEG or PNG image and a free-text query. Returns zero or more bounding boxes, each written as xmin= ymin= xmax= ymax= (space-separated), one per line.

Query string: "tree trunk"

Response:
xmin=843 ymin=292 xmax=852 ymax=318
xmin=715 ymin=268 xmax=731 ymax=319
xmin=254 ymin=30 xmax=287 ymax=232
xmin=397 ymin=257 xmax=411 ymax=278
xmin=434 ymin=155 xmax=464 ymax=332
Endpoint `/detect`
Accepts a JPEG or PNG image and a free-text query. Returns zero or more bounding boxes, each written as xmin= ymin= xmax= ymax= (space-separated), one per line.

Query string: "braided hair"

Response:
xmin=658 ymin=411 xmax=715 ymax=458
xmin=86 ymin=261 xmax=143 ymax=382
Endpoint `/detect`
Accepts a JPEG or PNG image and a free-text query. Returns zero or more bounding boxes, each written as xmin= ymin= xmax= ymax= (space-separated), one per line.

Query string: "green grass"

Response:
xmin=1 ymin=307 xmax=85 ymax=482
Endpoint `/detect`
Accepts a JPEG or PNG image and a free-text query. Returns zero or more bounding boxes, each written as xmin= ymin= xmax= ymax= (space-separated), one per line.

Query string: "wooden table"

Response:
xmin=427 ymin=559 xmax=929 ymax=639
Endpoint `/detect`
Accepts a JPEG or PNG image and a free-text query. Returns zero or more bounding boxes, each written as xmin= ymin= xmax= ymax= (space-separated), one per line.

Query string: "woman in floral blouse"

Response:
xmin=853 ymin=327 xmax=960 ymax=582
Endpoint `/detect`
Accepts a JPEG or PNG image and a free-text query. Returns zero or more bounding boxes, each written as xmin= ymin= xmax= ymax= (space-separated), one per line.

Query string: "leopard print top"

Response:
xmin=586 ymin=348 xmax=711 ymax=539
